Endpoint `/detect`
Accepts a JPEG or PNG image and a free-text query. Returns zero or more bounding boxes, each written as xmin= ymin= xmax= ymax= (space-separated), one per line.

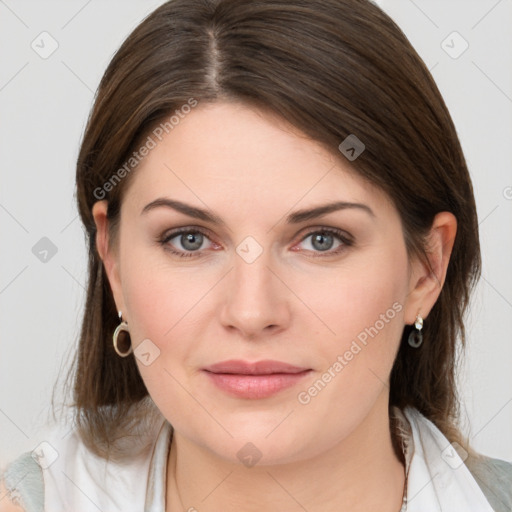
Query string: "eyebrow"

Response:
xmin=140 ymin=198 xmax=375 ymax=224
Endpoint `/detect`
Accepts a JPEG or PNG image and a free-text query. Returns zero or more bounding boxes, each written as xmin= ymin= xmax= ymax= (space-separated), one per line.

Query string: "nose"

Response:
xmin=219 ymin=248 xmax=291 ymax=339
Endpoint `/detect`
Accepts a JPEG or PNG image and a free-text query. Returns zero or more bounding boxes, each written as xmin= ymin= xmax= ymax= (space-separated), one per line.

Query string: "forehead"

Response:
xmin=123 ymin=101 xmax=392 ymax=220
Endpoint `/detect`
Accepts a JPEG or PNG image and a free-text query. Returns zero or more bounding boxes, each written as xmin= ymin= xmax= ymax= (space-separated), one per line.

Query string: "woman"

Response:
xmin=2 ymin=0 xmax=511 ymax=510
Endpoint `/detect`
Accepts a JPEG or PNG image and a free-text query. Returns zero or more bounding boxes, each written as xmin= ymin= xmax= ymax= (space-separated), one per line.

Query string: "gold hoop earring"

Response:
xmin=408 ymin=315 xmax=423 ymax=348
xmin=113 ymin=311 xmax=133 ymax=357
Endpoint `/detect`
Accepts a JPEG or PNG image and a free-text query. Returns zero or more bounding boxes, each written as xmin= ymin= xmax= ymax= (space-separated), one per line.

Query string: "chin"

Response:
xmin=193 ymin=418 xmax=318 ymax=467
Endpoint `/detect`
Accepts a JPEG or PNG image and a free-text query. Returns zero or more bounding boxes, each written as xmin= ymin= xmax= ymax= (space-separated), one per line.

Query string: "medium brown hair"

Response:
xmin=69 ymin=0 xmax=481 ymax=458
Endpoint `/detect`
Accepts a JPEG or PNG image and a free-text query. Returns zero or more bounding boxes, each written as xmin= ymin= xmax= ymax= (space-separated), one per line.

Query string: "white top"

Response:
xmin=2 ymin=406 xmax=511 ymax=511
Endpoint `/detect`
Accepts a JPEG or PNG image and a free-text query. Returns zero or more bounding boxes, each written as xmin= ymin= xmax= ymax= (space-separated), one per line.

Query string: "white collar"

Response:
xmin=143 ymin=406 xmax=494 ymax=511
xmin=396 ymin=406 xmax=494 ymax=511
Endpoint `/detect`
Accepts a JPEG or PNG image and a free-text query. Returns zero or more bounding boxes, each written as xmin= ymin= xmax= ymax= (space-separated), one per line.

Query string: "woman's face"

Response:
xmin=97 ymin=101 xmax=424 ymax=464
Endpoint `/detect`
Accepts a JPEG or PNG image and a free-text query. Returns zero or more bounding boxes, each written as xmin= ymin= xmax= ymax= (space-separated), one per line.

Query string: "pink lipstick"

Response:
xmin=202 ymin=359 xmax=312 ymax=399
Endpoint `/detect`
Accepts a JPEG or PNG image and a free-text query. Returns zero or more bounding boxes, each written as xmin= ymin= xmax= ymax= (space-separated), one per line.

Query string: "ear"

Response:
xmin=403 ymin=211 xmax=457 ymax=324
xmin=92 ymin=200 xmax=126 ymax=315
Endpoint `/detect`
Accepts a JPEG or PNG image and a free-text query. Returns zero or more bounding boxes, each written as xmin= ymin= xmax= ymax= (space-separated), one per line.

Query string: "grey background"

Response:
xmin=1 ymin=0 xmax=511 ymax=467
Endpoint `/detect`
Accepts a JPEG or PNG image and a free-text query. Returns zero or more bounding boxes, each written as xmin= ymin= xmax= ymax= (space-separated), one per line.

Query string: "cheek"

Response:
xmin=122 ymin=270 xmax=174 ymax=344
xmin=291 ymin=266 xmax=406 ymax=444
xmin=120 ymin=245 xmax=205 ymax=343
xmin=119 ymin=254 xmax=200 ymax=413
xmin=118 ymin=248 xmax=217 ymax=390
xmin=294 ymin=247 xmax=408 ymax=396
xmin=296 ymin=251 xmax=407 ymax=347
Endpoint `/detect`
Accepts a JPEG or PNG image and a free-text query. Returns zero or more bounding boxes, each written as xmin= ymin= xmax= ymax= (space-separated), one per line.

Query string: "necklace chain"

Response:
xmin=171 ymin=464 xmax=409 ymax=511
xmin=168 ymin=423 xmax=409 ymax=511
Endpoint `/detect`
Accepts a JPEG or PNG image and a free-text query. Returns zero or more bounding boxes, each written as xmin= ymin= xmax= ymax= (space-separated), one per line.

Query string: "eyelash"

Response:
xmin=158 ymin=227 xmax=354 ymax=259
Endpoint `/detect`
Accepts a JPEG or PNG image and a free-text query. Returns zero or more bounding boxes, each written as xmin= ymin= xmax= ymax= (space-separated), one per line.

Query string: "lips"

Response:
xmin=202 ymin=359 xmax=312 ymax=399
xmin=203 ymin=359 xmax=310 ymax=375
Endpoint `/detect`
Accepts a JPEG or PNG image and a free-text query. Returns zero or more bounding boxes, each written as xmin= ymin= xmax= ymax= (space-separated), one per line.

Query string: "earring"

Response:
xmin=408 ymin=315 xmax=423 ymax=348
xmin=113 ymin=311 xmax=133 ymax=357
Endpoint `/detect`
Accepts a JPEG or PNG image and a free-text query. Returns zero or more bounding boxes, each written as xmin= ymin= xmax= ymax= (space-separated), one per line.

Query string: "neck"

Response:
xmin=166 ymin=394 xmax=405 ymax=512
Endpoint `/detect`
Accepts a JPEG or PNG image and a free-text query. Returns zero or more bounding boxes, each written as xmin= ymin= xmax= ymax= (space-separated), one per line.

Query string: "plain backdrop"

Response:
xmin=1 ymin=0 xmax=511 ymax=467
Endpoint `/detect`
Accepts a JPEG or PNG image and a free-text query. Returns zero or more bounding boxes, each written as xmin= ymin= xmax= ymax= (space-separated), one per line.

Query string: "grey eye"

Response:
xmin=310 ymin=232 xmax=335 ymax=251
xmin=178 ymin=232 xmax=204 ymax=251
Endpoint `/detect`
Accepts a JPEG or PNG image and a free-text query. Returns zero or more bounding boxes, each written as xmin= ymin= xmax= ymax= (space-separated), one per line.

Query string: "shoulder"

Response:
xmin=1 ymin=416 xmax=171 ymax=512
xmin=0 ymin=476 xmax=28 ymax=511
xmin=397 ymin=406 xmax=512 ymax=510
xmin=465 ymin=451 xmax=512 ymax=512
xmin=0 ymin=484 xmax=26 ymax=512
xmin=0 ymin=452 xmax=43 ymax=512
